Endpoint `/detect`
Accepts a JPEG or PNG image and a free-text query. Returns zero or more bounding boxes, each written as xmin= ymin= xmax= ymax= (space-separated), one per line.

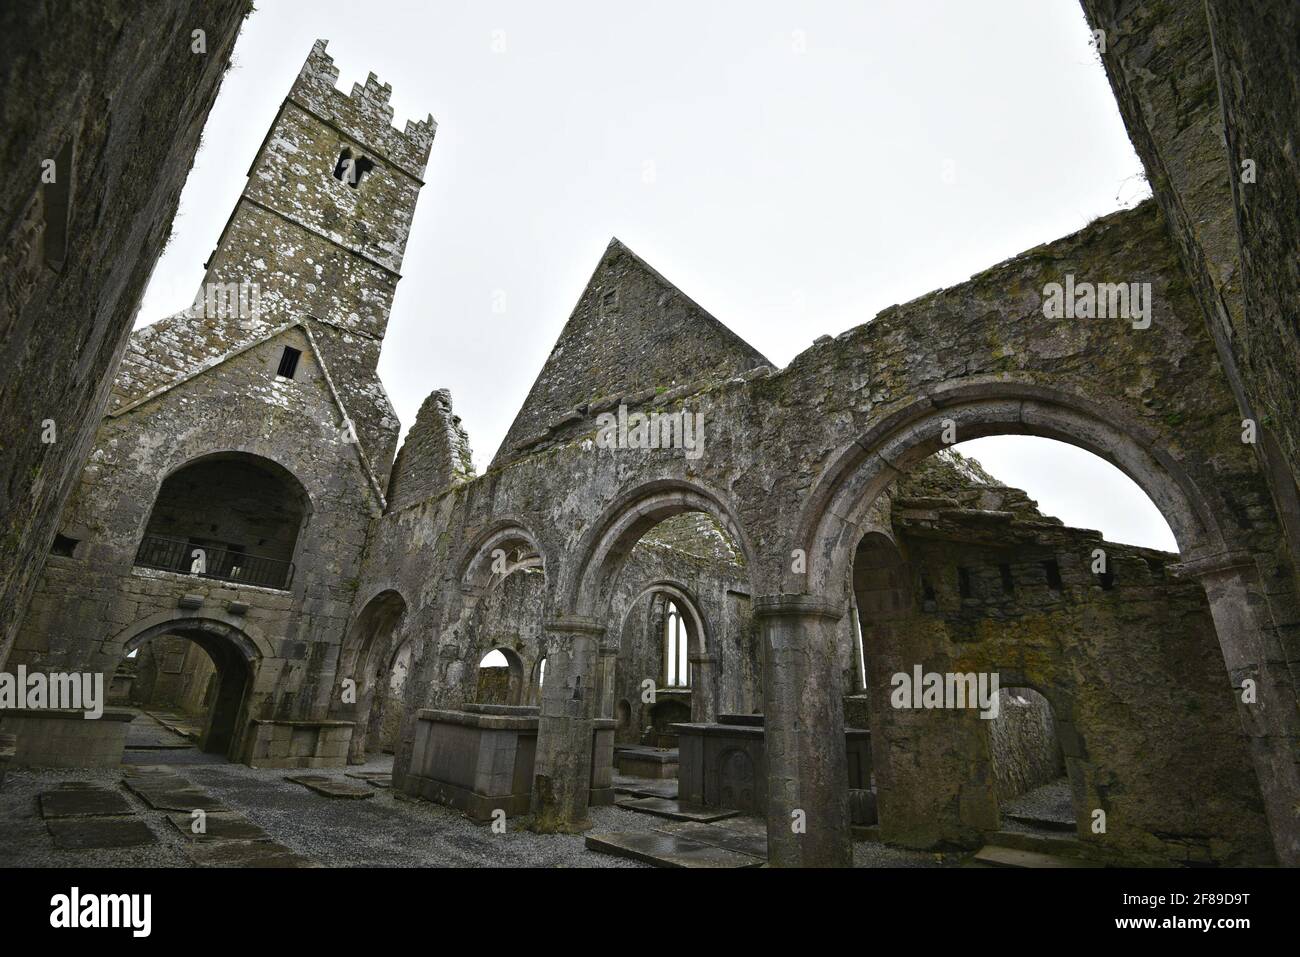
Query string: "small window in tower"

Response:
xmin=277 ymin=346 xmax=302 ymax=379
xmin=51 ymin=534 xmax=79 ymax=557
xmin=333 ymin=147 xmax=375 ymax=188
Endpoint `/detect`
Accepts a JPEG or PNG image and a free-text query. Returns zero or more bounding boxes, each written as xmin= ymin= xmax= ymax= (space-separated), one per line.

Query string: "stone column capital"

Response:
xmin=753 ymin=594 xmax=843 ymax=621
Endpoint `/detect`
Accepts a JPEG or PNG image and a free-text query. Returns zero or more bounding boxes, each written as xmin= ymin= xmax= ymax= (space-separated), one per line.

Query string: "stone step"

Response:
xmin=973 ymin=845 xmax=1102 ymax=868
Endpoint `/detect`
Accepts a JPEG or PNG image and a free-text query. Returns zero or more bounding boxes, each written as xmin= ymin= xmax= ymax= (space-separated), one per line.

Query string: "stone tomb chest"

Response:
xmin=406 ymin=704 xmax=615 ymax=820
xmin=674 ymin=714 xmax=875 ymax=822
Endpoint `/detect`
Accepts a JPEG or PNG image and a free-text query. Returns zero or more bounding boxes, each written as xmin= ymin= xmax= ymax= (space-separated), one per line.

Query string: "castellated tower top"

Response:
xmin=291 ymin=39 xmax=436 ymax=179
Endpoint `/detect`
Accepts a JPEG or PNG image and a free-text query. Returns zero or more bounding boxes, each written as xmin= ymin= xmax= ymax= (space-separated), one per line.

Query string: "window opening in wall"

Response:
xmin=277 ymin=346 xmax=301 ymax=379
xmin=957 ymin=567 xmax=972 ymax=599
xmin=664 ymin=601 xmax=690 ymax=688
xmin=999 ymin=563 xmax=1014 ymax=594
xmin=333 ymin=147 xmax=374 ymax=188
xmin=51 ymin=534 xmax=79 ymax=557
xmin=1042 ymin=559 xmax=1063 ymax=591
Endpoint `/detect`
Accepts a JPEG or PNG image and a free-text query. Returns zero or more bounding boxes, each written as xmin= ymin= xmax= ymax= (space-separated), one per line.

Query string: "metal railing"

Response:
xmin=134 ymin=534 xmax=294 ymax=590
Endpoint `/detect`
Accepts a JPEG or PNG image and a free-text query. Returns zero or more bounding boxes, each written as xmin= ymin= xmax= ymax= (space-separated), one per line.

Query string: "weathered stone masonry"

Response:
xmin=4 ymin=3 xmax=1298 ymax=869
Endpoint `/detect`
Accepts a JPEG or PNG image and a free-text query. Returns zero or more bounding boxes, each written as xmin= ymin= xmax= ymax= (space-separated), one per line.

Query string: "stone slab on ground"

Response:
xmin=612 ymin=775 xmax=678 ymax=799
xmin=184 ymin=839 xmax=316 ymax=868
xmin=46 ymin=817 xmax=157 ymax=849
xmin=165 ymin=811 xmax=271 ymax=843
xmin=126 ymin=786 xmax=230 ymax=813
xmin=614 ymin=796 xmax=739 ymax=822
xmin=973 ymin=845 xmax=1102 ymax=868
xmin=585 ymin=831 xmax=763 ymax=868
xmin=669 ymin=821 xmax=768 ymax=859
xmin=286 ymin=774 xmax=376 ymax=799
xmin=39 ymin=787 xmax=133 ymax=818
xmin=344 ymin=771 xmax=392 ymax=788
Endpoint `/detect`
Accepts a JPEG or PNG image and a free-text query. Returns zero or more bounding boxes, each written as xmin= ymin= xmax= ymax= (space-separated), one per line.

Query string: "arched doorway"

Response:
xmin=338 ymin=590 xmax=408 ymax=764
xmin=843 ymin=437 xmax=1274 ymax=864
xmin=111 ymin=618 xmax=261 ymax=760
xmin=475 ymin=647 xmax=525 ymax=704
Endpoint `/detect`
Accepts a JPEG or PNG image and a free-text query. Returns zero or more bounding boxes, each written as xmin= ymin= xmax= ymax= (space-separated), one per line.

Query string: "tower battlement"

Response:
xmin=290 ymin=39 xmax=435 ymax=178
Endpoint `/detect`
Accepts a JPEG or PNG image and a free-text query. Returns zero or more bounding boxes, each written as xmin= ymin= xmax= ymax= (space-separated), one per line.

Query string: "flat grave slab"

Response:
xmin=668 ymin=822 xmax=768 ymax=859
xmin=286 ymin=774 xmax=375 ymax=799
xmin=585 ymin=831 xmax=763 ymax=868
xmin=165 ymin=812 xmax=271 ymax=843
xmin=614 ymin=796 xmax=739 ymax=822
xmin=39 ymin=787 xmax=133 ymax=818
xmin=123 ymin=781 xmax=229 ymax=813
xmin=185 ymin=839 xmax=315 ymax=868
xmin=47 ymin=817 xmax=157 ymax=850
xmin=344 ymin=771 xmax=392 ymax=789
xmin=612 ymin=776 xmax=679 ymax=799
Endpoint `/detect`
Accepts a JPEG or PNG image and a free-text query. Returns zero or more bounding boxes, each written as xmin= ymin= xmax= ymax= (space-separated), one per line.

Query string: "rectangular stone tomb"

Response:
xmin=0 ymin=708 xmax=135 ymax=769
xmin=674 ymin=714 xmax=876 ymax=822
xmin=404 ymin=704 xmax=615 ymax=821
xmin=245 ymin=719 xmax=355 ymax=769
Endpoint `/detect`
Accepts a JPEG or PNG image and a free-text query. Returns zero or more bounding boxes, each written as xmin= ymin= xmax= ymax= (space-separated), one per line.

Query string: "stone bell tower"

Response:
xmin=199 ymin=38 xmax=435 ymax=362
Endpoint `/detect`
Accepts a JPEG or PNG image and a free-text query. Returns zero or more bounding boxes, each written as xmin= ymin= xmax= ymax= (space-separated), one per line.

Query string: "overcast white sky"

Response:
xmin=136 ymin=0 xmax=1174 ymax=551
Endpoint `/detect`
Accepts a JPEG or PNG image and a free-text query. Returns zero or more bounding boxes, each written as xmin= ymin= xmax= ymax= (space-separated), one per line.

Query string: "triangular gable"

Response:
xmin=493 ymin=238 xmax=770 ymax=467
xmin=109 ymin=318 xmax=390 ymax=513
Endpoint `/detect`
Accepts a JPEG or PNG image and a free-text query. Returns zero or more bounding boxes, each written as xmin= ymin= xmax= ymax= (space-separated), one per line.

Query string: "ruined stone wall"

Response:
xmin=9 ymin=327 xmax=381 ymax=749
xmin=494 ymin=240 xmax=770 ymax=465
xmin=854 ymin=508 xmax=1273 ymax=865
xmin=1079 ymin=0 xmax=1300 ymax=541
xmin=387 ymin=389 xmax=475 ymax=510
xmin=0 ymin=0 xmax=250 ymax=667
xmin=1203 ymin=0 xmax=1300 ymax=494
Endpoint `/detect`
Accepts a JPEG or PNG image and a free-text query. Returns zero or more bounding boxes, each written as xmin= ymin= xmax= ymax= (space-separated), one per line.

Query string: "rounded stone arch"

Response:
xmin=798 ymin=379 xmax=1227 ymax=601
xmin=106 ymin=609 xmax=274 ymax=663
xmin=802 ymin=378 xmax=1300 ymax=864
xmin=474 ymin=645 xmax=526 ymax=705
xmin=567 ymin=479 xmax=758 ymax=621
xmin=109 ymin=615 xmax=263 ymax=759
xmin=148 ymin=447 xmax=316 ymax=520
xmin=617 ymin=579 xmax=719 ymax=721
xmin=134 ymin=449 xmax=317 ymax=589
xmin=448 ymin=519 xmax=551 ymax=613
xmin=338 ymin=588 xmax=410 ymax=762
xmin=621 ymin=579 xmax=711 ymax=659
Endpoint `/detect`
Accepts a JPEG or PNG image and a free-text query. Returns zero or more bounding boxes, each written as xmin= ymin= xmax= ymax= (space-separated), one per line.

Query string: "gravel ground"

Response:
xmin=1000 ymin=777 xmax=1074 ymax=826
xmin=0 ymin=714 xmax=952 ymax=868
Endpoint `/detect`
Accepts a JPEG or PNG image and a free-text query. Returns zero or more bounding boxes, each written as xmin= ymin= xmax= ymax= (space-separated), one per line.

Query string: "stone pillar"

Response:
xmin=596 ymin=641 xmax=619 ymax=719
xmin=688 ymin=652 xmax=718 ymax=722
xmin=1173 ymin=550 xmax=1300 ymax=865
xmin=531 ymin=615 xmax=604 ymax=832
xmin=756 ymin=594 xmax=851 ymax=867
